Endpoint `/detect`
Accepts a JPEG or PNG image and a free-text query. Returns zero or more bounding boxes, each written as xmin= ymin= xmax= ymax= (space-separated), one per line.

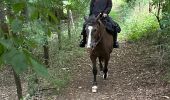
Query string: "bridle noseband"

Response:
xmin=86 ymin=13 xmax=104 ymax=51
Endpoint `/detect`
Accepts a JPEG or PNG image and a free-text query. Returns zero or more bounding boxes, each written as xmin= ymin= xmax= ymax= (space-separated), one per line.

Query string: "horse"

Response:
xmin=84 ymin=14 xmax=113 ymax=92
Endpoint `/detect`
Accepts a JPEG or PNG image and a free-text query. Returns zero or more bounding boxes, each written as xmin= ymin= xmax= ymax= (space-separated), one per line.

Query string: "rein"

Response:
xmin=92 ymin=35 xmax=102 ymax=51
xmin=92 ymin=20 xmax=104 ymax=51
xmin=88 ymin=13 xmax=104 ymax=51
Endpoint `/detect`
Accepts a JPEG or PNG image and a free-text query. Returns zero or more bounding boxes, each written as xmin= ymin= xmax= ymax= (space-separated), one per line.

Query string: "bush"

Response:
xmin=122 ymin=12 xmax=160 ymax=41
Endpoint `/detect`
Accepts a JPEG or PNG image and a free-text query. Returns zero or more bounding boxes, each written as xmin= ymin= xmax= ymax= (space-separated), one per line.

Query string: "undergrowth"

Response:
xmin=24 ymin=17 xmax=85 ymax=97
xmin=110 ymin=0 xmax=170 ymax=82
xmin=110 ymin=0 xmax=160 ymax=41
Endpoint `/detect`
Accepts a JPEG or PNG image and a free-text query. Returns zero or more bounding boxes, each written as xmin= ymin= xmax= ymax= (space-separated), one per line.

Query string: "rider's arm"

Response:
xmin=89 ymin=0 xmax=94 ymax=16
xmin=104 ymin=0 xmax=112 ymax=14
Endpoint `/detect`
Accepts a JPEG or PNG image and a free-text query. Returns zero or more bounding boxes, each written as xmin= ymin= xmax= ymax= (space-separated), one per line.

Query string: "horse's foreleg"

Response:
xmin=103 ymin=57 xmax=110 ymax=79
xmin=92 ymin=61 xmax=97 ymax=85
xmin=91 ymin=57 xmax=97 ymax=85
xmin=91 ymin=57 xmax=98 ymax=93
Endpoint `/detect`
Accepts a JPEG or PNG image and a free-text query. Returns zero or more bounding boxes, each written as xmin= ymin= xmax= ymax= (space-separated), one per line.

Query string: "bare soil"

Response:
xmin=1 ymin=41 xmax=170 ymax=100
xmin=54 ymin=41 xmax=170 ymax=100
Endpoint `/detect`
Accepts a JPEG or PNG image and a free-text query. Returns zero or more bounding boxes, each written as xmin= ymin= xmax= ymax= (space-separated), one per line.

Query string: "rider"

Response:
xmin=79 ymin=0 xmax=121 ymax=48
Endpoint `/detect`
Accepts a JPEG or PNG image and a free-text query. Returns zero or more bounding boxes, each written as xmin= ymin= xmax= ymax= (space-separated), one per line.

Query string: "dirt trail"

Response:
xmin=54 ymin=42 xmax=170 ymax=100
xmin=0 ymin=42 xmax=170 ymax=100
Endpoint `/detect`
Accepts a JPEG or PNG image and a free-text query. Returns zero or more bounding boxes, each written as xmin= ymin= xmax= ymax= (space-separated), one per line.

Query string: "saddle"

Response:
xmin=101 ymin=17 xmax=121 ymax=34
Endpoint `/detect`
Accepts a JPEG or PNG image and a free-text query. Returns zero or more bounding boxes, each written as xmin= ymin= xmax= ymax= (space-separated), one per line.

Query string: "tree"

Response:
xmin=0 ymin=0 xmax=90 ymax=99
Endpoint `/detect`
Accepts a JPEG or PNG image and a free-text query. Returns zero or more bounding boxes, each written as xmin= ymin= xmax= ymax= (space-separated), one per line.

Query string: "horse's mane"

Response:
xmin=85 ymin=15 xmax=96 ymax=24
xmin=86 ymin=15 xmax=104 ymax=26
xmin=86 ymin=15 xmax=106 ymax=34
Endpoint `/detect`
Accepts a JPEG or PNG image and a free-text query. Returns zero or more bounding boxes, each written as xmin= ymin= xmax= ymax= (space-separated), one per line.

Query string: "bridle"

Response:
xmin=91 ymin=13 xmax=104 ymax=51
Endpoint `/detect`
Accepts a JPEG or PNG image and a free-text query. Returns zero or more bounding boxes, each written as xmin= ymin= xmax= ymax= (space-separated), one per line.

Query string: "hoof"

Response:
xmin=103 ymin=73 xmax=108 ymax=79
xmin=92 ymin=86 xmax=98 ymax=93
xmin=100 ymin=71 xmax=104 ymax=77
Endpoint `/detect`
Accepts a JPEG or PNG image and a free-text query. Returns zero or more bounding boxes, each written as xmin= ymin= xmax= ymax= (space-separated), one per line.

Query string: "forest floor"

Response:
xmin=52 ymin=41 xmax=170 ymax=100
xmin=1 ymin=1 xmax=170 ymax=100
xmin=1 ymin=41 xmax=170 ymax=100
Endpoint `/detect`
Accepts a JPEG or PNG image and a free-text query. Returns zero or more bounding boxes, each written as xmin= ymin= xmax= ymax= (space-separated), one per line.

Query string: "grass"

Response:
xmin=125 ymin=12 xmax=159 ymax=41
xmin=110 ymin=0 xmax=160 ymax=41
xmin=111 ymin=0 xmax=170 ymax=83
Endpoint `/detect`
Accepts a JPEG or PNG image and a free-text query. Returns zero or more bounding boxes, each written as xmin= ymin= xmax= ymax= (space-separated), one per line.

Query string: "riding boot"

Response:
xmin=79 ymin=23 xmax=87 ymax=47
xmin=79 ymin=34 xmax=87 ymax=47
xmin=113 ymin=32 xmax=119 ymax=48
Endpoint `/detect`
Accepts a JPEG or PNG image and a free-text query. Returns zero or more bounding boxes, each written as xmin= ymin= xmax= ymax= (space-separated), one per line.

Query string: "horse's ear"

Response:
xmin=84 ymin=16 xmax=88 ymax=21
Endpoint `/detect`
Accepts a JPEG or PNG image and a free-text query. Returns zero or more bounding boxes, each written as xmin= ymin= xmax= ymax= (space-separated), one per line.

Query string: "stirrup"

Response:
xmin=79 ymin=40 xmax=86 ymax=47
xmin=113 ymin=42 xmax=119 ymax=48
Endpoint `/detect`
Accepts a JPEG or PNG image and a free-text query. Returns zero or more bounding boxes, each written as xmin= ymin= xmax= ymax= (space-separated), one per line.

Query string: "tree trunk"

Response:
xmin=156 ymin=1 xmax=162 ymax=29
xmin=58 ymin=20 xmax=62 ymax=50
xmin=54 ymin=1 xmax=64 ymax=50
xmin=12 ymin=68 xmax=22 ymax=100
xmin=149 ymin=1 xmax=152 ymax=13
xmin=139 ymin=2 xmax=141 ymax=12
xmin=43 ymin=39 xmax=49 ymax=68
xmin=0 ymin=5 xmax=9 ymax=39
xmin=69 ymin=10 xmax=75 ymax=31
xmin=67 ymin=9 xmax=71 ymax=39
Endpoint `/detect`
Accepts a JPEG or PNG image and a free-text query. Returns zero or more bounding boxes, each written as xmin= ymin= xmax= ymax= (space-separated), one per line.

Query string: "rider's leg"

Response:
xmin=79 ymin=23 xmax=87 ymax=47
xmin=113 ymin=32 xmax=119 ymax=48
xmin=109 ymin=17 xmax=120 ymax=48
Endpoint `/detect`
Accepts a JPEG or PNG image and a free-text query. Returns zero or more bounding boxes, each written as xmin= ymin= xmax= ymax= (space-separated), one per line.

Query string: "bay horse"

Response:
xmin=84 ymin=14 xmax=113 ymax=92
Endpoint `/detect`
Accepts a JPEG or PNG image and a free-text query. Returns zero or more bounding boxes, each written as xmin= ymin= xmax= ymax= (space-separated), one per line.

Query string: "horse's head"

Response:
xmin=84 ymin=15 xmax=102 ymax=49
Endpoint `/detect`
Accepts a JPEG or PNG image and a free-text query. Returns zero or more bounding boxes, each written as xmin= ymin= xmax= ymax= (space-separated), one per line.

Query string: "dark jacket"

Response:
xmin=88 ymin=0 xmax=121 ymax=34
xmin=89 ymin=0 xmax=112 ymax=16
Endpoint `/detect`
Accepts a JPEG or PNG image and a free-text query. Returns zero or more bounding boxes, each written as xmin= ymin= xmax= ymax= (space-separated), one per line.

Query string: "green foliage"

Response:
xmin=0 ymin=44 xmax=4 ymax=67
xmin=23 ymin=21 xmax=47 ymax=45
xmin=12 ymin=2 xmax=26 ymax=13
xmin=121 ymin=0 xmax=170 ymax=81
xmin=66 ymin=0 xmax=90 ymax=14
xmin=11 ymin=19 xmax=23 ymax=33
xmin=27 ymin=73 xmax=39 ymax=96
xmin=121 ymin=11 xmax=159 ymax=41
xmin=0 ymin=0 xmax=56 ymax=76
xmin=0 ymin=44 xmax=4 ymax=56
xmin=30 ymin=58 xmax=49 ymax=77
xmin=125 ymin=0 xmax=136 ymax=6
xmin=151 ymin=0 xmax=170 ymax=42
xmin=0 ymin=0 xmax=89 ymax=99
xmin=0 ymin=38 xmax=48 ymax=75
xmin=2 ymin=48 xmax=28 ymax=73
xmin=161 ymin=13 xmax=170 ymax=30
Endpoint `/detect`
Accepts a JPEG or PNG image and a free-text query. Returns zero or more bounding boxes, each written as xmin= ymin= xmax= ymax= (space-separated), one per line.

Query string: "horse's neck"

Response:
xmin=98 ymin=21 xmax=112 ymax=46
xmin=98 ymin=22 xmax=108 ymax=38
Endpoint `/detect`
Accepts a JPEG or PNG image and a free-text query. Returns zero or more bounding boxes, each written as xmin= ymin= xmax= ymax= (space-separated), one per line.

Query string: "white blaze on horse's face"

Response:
xmin=87 ymin=26 xmax=93 ymax=48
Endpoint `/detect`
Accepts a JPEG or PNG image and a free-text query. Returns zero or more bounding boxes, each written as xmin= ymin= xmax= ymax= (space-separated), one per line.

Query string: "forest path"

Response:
xmin=55 ymin=42 xmax=170 ymax=100
xmin=0 ymin=41 xmax=170 ymax=100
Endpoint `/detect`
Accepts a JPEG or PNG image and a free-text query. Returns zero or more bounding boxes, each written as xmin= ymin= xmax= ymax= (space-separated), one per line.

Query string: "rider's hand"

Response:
xmin=103 ymin=13 xmax=107 ymax=17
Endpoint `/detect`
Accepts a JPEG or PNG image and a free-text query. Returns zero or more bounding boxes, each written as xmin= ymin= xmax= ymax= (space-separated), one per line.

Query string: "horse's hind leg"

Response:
xmin=99 ymin=57 xmax=103 ymax=72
